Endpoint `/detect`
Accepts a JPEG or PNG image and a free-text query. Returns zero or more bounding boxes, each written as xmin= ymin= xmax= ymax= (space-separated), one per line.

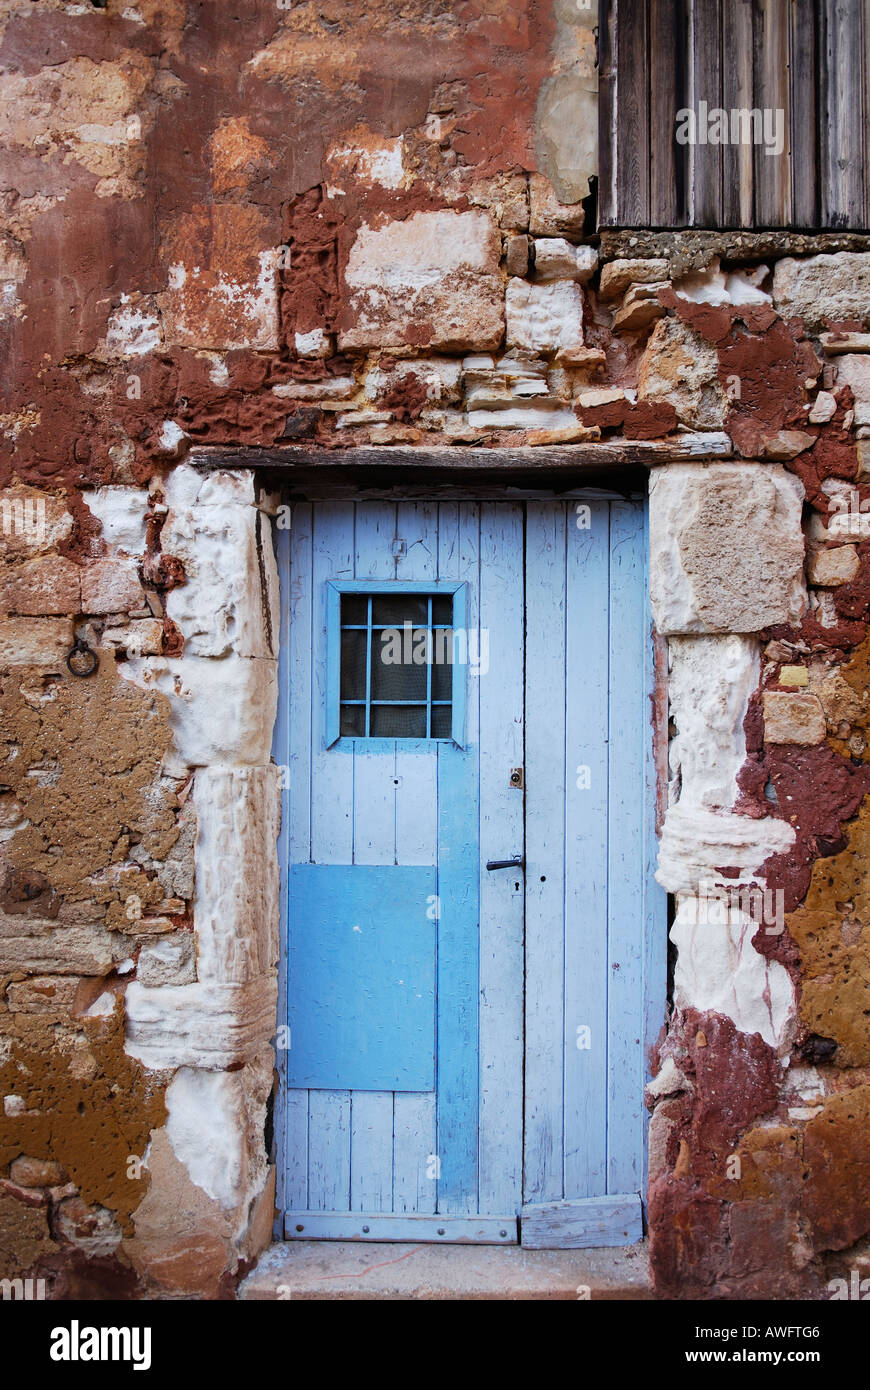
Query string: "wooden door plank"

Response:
xmin=523 ymin=502 xmax=567 ymax=1203
xmin=521 ymin=1194 xmax=643 ymax=1249
xmin=435 ymin=502 xmax=481 ymax=1214
xmin=650 ymin=0 xmax=689 ymax=226
xmin=287 ymin=503 xmax=313 ymax=864
xmin=284 ymin=505 xmax=314 ymax=1213
xmin=349 ymin=502 xmax=401 ymax=1215
xmin=615 ymin=0 xmax=651 ymax=225
xmin=350 ymin=1093 xmax=394 ymax=1212
xmin=691 ymin=0 xmax=723 ymax=225
xmin=307 ymin=1090 xmax=351 ymax=1212
xmin=284 ymin=1091 xmax=309 ymax=1211
xmin=311 ymin=502 xmax=354 ymax=862
xmin=306 ymin=503 xmax=356 ymax=1212
xmin=477 ymin=502 xmax=525 ymax=1216
xmin=388 ymin=502 xmax=442 ymax=1214
xmin=392 ymin=1092 xmax=437 ymax=1213
xmin=790 ymin=0 xmax=819 ymax=230
xmin=606 ymin=502 xmax=647 ymax=1195
xmin=820 ymin=0 xmax=865 ymax=227
xmin=722 ymin=0 xmax=756 ymax=227
xmin=563 ymin=501 xmax=610 ymax=1200
xmin=753 ymin=0 xmax=792 ymax=227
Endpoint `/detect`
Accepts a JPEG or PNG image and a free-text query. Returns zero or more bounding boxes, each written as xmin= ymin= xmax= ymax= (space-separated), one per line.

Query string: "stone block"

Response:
xmin=807 ymin=545 xmax=860 ymax=587
xmin=81 ymin=558 xmax=143 ymax=614
xmin=761 ymin=430 xmax=815 ymax=460
xmin=533 ymin=238 xmax=597 ymax=282
xmin=0 ymin=556 xmax=80 ymax=614
xmin=773 ymin=252 xmax=870 ymax=332
xmin=5 ymin=975 xmax=81 ymax=1013
xmin=0 ymin=489 xmax=73 ymax=559
xmin=339 ymin=210 xmax=503 ymax=352
xmin=599 ymin=258 xmax=669 ymax=300
xmin=649 ymin=463 xmax=807 ymax=634
xmin=762 ymin=691 xmax=827 ymax=745
xmin=0 ymin=617 xmax=74 ymax=666
xmin=505 ymin=277 xmax=585 ymax=359
xmin=833 ymin=353 xmax=870 ymax=404
xmin=528 ymin=174 xmax=586 ymax=236
xmin=0 ymin=923 xmax=115 ymax=975
xmin=9 ymin=1156 xmax=65 ymax=1188
xmin=612 ymin=282 xmax=668 ymax=332
xmin=504 ymin=234 xmax=530 ymax=277
xmin=137 ymin=931 xmax=196 ymax=987
xmin=638 ymin=316 xmax=726 ymax=430
xmin=808 ymin=390 xmax=837 ymax=424
xmin=779 ymin=665 xmax=809 ymax=687
xmin=100 ymin=619 xmax=164 ymax=656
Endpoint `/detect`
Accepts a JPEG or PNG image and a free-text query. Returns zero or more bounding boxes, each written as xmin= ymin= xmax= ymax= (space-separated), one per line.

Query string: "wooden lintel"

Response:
xmin=187 ymin=434 xmax=732 ymax=473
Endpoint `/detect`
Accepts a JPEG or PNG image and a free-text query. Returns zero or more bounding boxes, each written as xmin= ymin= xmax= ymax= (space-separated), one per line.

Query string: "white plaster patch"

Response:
xmin=667 ymin=635 xmax=760 ymax=810
xmin=670 ymin=895 xmax=796 ymax=1050
xmin=125 ymin=978 xmax=277 ymax=1070
xmin=326 ymin=136 xmax=406 ymax=188
xmin=656 ymin=804 xmax=796 ymax=895
xmin=674 ymin=256 xmax=771 ymax=306
xmin=165 ymin=1053 xmax=272 ymax=1214
xmin=161 ymin=502 xmax=278 ymax=659
xmin=103 ymin=297 xmax=161 ymax=358
xmin=120 ymin=655 xmax=277 ymax=765
xmin=85 ymin=485 xmax=148 ymax=555
xmin=193 ymin=766 xmax=280 ymax=984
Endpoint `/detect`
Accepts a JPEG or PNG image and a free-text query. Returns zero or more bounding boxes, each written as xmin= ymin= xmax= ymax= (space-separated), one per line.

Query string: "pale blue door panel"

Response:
xmin=287 ymin=864 xmax=436 ymax=1091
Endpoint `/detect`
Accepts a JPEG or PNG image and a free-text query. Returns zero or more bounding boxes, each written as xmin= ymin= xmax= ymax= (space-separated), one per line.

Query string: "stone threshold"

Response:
xmin=237 ymin=1238 xmax=651 ymax=1301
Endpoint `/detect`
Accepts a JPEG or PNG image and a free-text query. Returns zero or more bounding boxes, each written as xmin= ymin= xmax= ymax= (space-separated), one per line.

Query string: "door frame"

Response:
xmin=271 ymin=481 xmax=668 ymax=1245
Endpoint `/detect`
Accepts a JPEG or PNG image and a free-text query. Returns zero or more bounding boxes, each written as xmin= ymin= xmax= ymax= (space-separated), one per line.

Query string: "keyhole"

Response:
xmin=540 ymin=875 xmax=547 ymax=882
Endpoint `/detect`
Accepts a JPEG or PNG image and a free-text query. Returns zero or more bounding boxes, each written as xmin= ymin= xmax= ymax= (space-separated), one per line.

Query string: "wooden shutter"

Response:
xmin=599 ymin=0 xmax=870 ymax=231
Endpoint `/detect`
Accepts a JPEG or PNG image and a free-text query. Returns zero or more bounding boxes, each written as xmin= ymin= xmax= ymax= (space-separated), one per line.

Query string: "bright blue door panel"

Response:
xmin=287 ymin=864 xmax=436 ymax=1091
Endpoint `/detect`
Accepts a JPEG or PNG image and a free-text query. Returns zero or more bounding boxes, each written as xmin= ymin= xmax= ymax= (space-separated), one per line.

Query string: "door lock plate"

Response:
xmin=509 ymin=767 xmax=524 ymax=789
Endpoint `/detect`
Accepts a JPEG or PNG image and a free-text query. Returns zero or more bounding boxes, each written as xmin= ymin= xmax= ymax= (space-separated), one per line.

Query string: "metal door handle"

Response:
xmin=485 ymin=857 xmax=525 ymax=871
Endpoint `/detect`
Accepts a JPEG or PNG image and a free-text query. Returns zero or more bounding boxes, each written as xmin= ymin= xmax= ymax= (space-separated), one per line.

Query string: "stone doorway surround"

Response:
xmin=84 ymin=448 xmax=808 ymax=1288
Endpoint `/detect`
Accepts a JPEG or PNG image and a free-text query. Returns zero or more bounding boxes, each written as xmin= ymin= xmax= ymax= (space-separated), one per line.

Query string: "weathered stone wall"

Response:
xmin=1 ymin=0 xmax=869 ymax=1301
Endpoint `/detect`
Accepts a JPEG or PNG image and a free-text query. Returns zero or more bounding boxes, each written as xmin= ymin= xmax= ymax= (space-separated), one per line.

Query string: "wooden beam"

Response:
xmin=188 ymin=435 xmax=733 ymax=473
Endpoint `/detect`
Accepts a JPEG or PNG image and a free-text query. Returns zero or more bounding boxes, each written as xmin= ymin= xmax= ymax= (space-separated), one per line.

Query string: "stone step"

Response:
xmin=238 ymin=1239 xmax=651 ymax=1301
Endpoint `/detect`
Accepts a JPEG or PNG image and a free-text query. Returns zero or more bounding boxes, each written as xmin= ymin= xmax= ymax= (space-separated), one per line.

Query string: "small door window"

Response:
xmin=325 ymin=582 xmax=466 ymax=745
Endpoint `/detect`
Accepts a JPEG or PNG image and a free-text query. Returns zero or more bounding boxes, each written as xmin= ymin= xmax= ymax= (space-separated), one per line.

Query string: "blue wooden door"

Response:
xmin=274 ymin=499 xmax=665 ymax=1246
